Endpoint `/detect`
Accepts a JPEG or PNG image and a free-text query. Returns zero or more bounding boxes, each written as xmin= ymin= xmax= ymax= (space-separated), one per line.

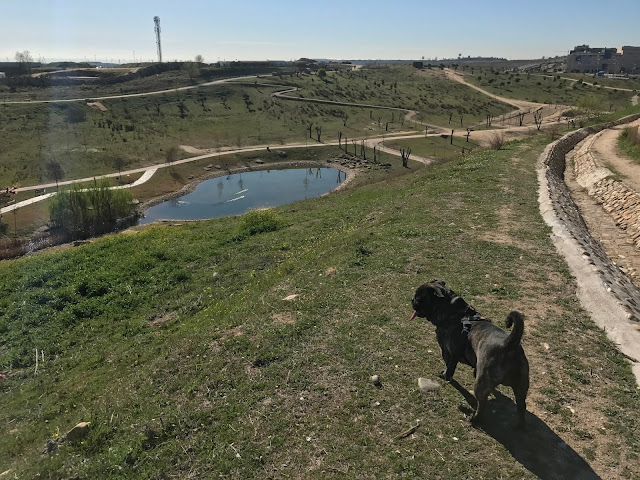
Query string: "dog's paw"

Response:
xmin=438 ymin=371 xmax=452 ymax=381
xmin=468 ymin=413 xmax=481 ymax=424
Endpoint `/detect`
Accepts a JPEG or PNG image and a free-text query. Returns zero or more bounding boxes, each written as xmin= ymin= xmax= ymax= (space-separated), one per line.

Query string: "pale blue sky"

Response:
xmin=2 ymin=0 xmax=639 ymax=63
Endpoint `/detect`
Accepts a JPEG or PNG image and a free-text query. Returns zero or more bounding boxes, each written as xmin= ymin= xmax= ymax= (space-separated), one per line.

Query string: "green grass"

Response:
xmin=255 ymin=66 xmax=514 ymax=127
xmin=1 ymin=136 xmax=638 ymax=478
xmin=464 ymin=70 xmax=634 ymax=108
xmin=1 ymin=145 xmax=415 ymax=238
xmin=384 ymin=134 xmax=482 ymax=162
xmin=618 ymin=126 xmax=640 ymax=163
xmin=0 ymin=76 xmax=429 ymax=188
xmin=560 ymin=73 xmax=640 ymax=92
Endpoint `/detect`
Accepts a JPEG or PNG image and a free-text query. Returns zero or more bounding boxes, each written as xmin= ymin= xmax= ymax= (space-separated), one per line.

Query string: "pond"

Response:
xmin=138 ymin=167 xmax=347 ymax=224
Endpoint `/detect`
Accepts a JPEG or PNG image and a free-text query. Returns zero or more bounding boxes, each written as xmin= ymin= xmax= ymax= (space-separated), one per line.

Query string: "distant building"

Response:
xmin=566 ymin=45 xmax=640 ymax=74
xmin=0 ymin=72 xmax=5 ymax=79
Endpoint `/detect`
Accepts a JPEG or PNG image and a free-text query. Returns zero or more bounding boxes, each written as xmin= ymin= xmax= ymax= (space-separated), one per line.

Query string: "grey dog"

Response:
xmin=410 ymin=280 xmax=529 ymax=427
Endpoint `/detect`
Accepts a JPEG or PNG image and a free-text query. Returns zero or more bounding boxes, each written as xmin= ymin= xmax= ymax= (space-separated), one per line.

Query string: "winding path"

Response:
xmin=0 ymin=68 xmax=584 ymax=215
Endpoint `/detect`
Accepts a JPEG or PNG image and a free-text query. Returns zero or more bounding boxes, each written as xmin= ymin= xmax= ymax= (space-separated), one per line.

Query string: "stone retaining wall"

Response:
xmin=541 ymin=113 xmax=640 ymax=321
xmin=571 ymin=125 xmax=640 ymax=250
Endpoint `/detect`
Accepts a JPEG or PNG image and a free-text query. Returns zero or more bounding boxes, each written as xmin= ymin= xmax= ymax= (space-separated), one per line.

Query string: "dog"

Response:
xmin=410 ymin=279 xmax=529 ymax=427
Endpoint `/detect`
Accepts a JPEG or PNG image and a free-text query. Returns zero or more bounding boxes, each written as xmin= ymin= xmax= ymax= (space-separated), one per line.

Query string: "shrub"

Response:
xmin=64 ymin=104 xmax=87 ymax=123
xmin=235 ymin=209 xmax=280 ymax=240
xmin=545 ymin=124 xmax=562 ymax=141
xmin=622 ymin=126 xmax=640 ymax=146
xmin=48 ymin=179 xmax=137 ymax=238
xmin=488 ymin=132 xmax=505 ymax=150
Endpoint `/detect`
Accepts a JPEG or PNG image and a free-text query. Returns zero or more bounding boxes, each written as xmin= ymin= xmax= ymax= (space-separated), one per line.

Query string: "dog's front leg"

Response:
xmin=441 ymin=357 xmax=459 ymax=381
xmin=438 ymin=347 xmax=457 ymax=381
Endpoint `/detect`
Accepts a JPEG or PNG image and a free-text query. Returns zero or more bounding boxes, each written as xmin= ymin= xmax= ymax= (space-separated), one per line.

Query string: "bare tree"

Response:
xmin=516 ymin=111 xmax=526 ymax=127
xmin=533 ymin=109 xmax=543 ymax=130
xmin=165 ymin=146 xmax=179 ymax=166
xmin=315 ymin=125 xmax=322 ymax=142
xmin=111 ymin=156 xmax=129 ymax=179
xmin=14 ymin=50 xmax=33 ymax=74
xmin=182 ymin=61 xmax=200 ymax=83
xmin=400 ymin=148 xmax=411 ymax=168
xmin=44 ymin=159 xmax=64 ymax=190
xmin=176 ymin=94 xmax=188 ymax=119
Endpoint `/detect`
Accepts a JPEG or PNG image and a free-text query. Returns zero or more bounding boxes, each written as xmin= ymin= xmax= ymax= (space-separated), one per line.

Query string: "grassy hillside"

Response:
xmin=257 ymin=66 xmax=513 ymax=127
xmin=464 ymin=69 xmax=634 ymax=107
xmin=1 ymin=137 xmax=638 ymax=478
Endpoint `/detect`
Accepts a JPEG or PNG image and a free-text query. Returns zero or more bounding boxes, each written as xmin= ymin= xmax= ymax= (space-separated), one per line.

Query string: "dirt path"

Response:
xmin=588 ymin=118 xmax=640 ymax=190
xmin=556 ymin=122 xmax=640 ymax=384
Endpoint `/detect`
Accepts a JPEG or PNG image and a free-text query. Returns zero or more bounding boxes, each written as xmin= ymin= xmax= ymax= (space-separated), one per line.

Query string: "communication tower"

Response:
xmin=154 ymin=16 xmax=162 ymax=63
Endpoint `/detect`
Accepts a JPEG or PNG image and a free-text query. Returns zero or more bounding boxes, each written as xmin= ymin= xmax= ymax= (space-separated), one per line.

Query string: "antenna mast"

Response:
xmin=154 ymin=16 xmax=162 ymax=63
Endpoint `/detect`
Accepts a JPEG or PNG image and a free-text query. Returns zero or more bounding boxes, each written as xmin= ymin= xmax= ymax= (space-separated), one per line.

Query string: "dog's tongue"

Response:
xmin=410 ymin=311 xmax=417 ymax=321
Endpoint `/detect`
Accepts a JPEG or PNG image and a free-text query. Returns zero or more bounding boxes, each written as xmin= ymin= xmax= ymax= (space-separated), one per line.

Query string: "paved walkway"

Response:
xmin=1 ymin=168 xmax=158 ymax=214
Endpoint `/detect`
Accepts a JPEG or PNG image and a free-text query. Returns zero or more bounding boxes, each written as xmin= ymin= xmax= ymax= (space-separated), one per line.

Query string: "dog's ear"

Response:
xmin=430 ymin=279 xmax=446 ymax=287
xmin=432 ymin=286 xmax=445 ymax=298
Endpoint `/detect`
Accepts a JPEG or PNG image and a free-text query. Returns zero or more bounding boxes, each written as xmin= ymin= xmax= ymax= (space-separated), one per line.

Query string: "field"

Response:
xmin=1 ymin=136 xmax=639 ymax=478
xmin=560 ymin=73 xmax=640 ymax=92
xmin=464 ymin=68 xmax=634 ymax=108
xmin=384 ymin=134 xmax=482 ymax=162
xmin=2 ymin=65 xmax=513 ymax=189
xmin=256 ymin=66 xmax=513 ymax=127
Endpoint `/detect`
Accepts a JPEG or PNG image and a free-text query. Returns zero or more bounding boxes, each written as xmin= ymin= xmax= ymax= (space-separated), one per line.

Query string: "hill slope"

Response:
xmin=1 ymin=138 xmax=638 ymax=478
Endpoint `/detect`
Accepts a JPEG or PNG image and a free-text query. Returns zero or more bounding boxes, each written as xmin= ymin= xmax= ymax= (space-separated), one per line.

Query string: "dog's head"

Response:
xmin=410 ymin=279 xmax=466 ymax=324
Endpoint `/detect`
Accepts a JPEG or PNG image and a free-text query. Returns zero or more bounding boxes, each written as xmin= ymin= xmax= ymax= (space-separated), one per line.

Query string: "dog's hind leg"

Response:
xmin=513 ymin=380 xmax=529 ymax=429
xmin=470 ymin=376 xmax=491 ymax=424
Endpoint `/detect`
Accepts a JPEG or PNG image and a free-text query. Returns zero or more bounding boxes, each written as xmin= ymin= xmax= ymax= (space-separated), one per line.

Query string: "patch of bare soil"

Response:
xmin=590 ymin=119 xmax=640 ymax=191
xmin=87 ymin=101 xmax=107 ymax=112
xmin=148 ymin=312 xmax=177 ymax=328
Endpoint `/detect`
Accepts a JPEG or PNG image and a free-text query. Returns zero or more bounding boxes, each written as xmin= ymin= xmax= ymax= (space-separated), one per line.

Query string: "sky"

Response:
xmin=2 ymin=0 xmax=639 ymax=64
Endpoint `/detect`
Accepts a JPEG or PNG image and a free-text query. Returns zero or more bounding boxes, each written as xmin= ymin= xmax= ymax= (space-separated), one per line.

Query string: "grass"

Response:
xmin=618 ymin=125 xmax=640 ymax=163
xmin=0 ymin=145 xmax=416 ymax=240
xmin=255 ymin=66 xmax=514 ymax=127
xmin=560 ymin=73 xmax=640 ymax=92
xmin=0 ymin=75 xmax=430 ymax=188
xmin=384 ymin=134 xmax=482 ymax=162
xmin=1 ymin=136 xmax=639 ymax=478
xmin=464 ymin=69 xmax=634 ymax=108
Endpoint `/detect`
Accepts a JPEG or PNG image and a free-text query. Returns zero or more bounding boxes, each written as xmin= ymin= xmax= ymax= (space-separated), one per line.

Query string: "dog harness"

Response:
xmin=461 ymin=305 xmax=489 ymax=336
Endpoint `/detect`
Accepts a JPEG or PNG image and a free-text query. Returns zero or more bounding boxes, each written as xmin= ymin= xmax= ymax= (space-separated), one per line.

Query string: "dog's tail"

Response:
xmin=503 ymin=311 xmax=524 ymax=350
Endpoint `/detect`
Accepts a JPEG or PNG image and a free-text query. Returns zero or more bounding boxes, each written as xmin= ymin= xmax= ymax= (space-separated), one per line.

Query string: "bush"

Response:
xmin=64 ymin=104 xmax=87 ymax=123
xmin=488 ymin=132 xmax=505 ymax=150
xmin=48 ymin=179 xmax=137 ymax=239
xmin=545 ymin=124 xmax=562 ymax=141
xmin=235 ymin=209 xmax=280 ymax=240
xmin=622 ymin=126 xmax=640 ymax=146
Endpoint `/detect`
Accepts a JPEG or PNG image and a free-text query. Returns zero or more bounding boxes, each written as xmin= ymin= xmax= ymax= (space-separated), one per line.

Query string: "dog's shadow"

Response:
xmin=449 ymin=379 xmax=602 ymax=480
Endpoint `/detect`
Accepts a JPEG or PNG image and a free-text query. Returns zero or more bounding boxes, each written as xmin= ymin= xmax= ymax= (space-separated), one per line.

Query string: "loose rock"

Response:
xmin=66 ymin=422 xmax=91 ymax=443
xmin=418 ymin=377 xmax=440 ymax=393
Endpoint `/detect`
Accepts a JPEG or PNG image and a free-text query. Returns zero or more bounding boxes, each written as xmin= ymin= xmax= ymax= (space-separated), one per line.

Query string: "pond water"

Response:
xmin=139 ymin=167 xmax=346 ymax=224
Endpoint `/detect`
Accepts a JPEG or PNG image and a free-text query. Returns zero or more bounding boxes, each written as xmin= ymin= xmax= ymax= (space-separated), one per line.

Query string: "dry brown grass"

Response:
xmin=488 ymin=132 xmax=506 ymax=150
